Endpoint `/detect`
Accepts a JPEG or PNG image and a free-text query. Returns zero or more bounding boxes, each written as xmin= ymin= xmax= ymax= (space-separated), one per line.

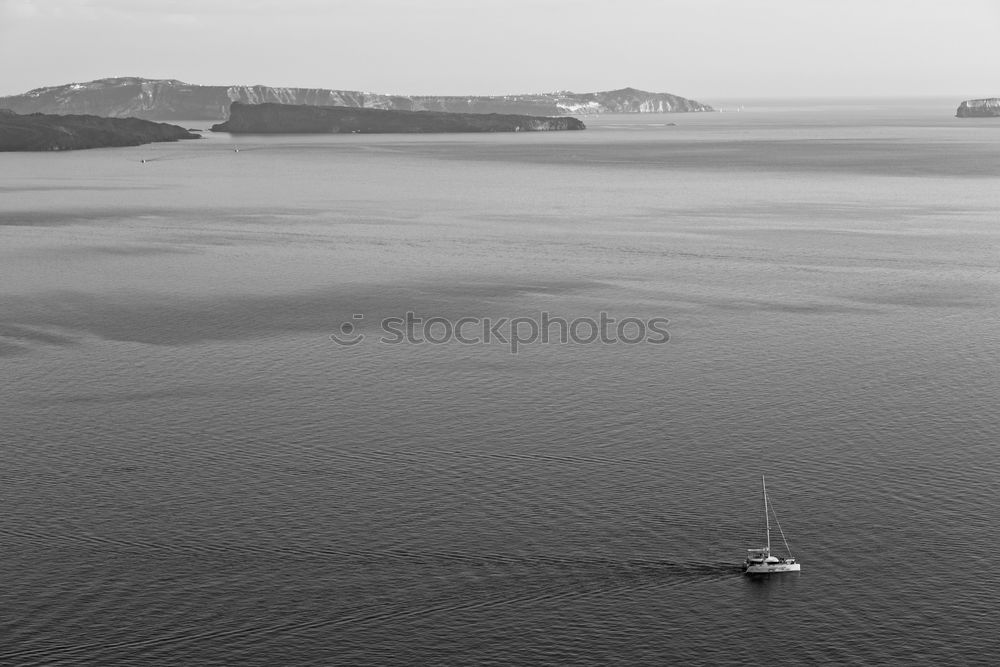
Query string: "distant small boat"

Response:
xmin=743 ymin=476 xmax=801 ymax=574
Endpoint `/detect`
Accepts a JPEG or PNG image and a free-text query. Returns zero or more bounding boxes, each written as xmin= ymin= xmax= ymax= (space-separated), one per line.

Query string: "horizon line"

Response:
xmin=0 ymin=76 xmax=994 ymax=103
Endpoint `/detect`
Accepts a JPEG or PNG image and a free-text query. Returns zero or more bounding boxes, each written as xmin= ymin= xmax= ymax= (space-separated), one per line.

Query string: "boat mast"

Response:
xmin=762 ymin=475 xmax=771 ymax=553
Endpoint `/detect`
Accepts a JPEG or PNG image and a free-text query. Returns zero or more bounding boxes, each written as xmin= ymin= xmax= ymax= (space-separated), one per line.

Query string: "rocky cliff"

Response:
xmin=551 ymin=87 xmax=710 ymax=113
xmin=0 ymin=109 xmax=199 ymax=151
xmin=0 ymin=78 xmax=712 ymax=121
xmin=955 ymin=98 xmax=1000 ymax=117
xmin=210 ymin=102 xmax=585 ymax=134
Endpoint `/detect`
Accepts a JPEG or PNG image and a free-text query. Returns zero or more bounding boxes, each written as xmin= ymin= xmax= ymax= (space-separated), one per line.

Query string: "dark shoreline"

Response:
xmin=0 ymin=109 xmax=199 ymax=151
xmin=211 ymin=102 xmax=586 ymax=134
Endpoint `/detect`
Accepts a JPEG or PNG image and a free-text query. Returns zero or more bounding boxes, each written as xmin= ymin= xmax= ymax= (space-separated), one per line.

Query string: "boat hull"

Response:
xmin=744 ymin=562 xmax=801 ymax=575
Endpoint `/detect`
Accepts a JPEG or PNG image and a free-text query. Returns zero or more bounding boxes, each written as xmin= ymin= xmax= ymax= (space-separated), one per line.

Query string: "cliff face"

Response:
xmin=0 ymin=109 xmax=199 ymax=151
xmin=0 ymin=78 xmax=394 ymax=120
xmin=554 ymin=87 xmax=711 ymax=113
xmin=210 ymin=102 xmax=585 ymax=134
xmin=0 ymin=78 xmax=713 ymax=121
xmin=956 ymin=98 xmax=1000 ymax=117
xmin=0 ymin=78 xmax=225 ymax=120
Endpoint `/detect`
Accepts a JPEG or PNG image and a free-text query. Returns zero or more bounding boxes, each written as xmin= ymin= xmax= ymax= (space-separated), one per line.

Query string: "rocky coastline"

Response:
xmin=955 ymin=98 xmax=1000 ymax=117
xmin=210 ymin=102 xmax=585 ymax=134
xmin=0 ymin=109 xmax=199 ymax=151
xmin=0 ymin=78 xmax=713 ymax=121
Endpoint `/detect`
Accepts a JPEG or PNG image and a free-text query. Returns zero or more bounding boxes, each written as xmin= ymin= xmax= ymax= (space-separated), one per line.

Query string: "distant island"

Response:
xmin=0 ymin=109 xmax=199 ymax=151
xmin=955 ymin=98 xmax=1000 ymax=117
xmin=0 ymin=77 xmax=714 ymax=121
xmin=211 ymin=102 xmax=585 ymax=134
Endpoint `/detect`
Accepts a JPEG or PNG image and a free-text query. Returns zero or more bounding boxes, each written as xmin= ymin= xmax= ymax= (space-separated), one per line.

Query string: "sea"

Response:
xmin=1 ymin=97 xmax=998 ymax=665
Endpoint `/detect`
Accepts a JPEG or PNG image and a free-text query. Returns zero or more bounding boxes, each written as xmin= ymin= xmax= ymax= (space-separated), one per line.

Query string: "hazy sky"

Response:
xmin=1 ymin=0 xmax=997 ymax=101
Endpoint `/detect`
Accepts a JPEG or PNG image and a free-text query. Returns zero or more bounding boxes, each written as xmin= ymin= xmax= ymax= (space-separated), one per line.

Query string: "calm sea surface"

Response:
xmin=1 ymin=98 xmax=998 ymax=665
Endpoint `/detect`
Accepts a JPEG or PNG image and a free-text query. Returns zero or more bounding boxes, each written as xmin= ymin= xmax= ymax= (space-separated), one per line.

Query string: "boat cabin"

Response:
xmin=745 ymin=548 xmax=795 ymax=565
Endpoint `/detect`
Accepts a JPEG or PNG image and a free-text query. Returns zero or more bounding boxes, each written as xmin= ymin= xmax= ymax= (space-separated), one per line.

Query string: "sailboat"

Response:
xmin=743 ymin=476 xmax=801 ymax=574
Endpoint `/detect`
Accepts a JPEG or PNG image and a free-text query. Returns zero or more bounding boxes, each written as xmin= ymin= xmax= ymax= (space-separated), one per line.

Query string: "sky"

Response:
xmin=1 ymin=0 xmax=997 ymax=101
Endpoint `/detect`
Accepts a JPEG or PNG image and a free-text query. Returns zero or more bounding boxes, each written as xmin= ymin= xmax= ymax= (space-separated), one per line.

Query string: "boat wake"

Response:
xmin=0 ymin=538 xmax=742 ymax=665
xmin=1 ymin=555 xmax=739 ymax=666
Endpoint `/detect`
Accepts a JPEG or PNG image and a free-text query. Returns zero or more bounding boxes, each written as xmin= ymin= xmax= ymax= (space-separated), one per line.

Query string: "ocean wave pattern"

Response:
xmin=2 ymin=101 xmax=999 ymax=665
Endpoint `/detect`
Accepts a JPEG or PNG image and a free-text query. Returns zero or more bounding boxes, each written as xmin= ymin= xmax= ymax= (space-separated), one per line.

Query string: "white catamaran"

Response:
xmin=744 ymin=476 xmax=801 ymax=575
